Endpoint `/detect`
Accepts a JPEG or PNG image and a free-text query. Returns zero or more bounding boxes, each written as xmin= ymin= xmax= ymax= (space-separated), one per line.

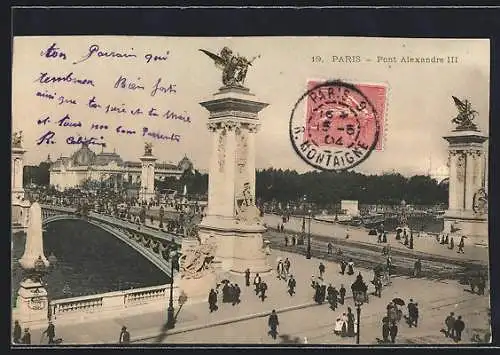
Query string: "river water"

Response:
xmin=11 ymin=220 xmax=171 ymax=305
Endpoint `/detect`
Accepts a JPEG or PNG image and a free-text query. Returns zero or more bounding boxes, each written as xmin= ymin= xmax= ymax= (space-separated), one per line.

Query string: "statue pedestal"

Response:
xmin=444 ymin=210 xmax=488 ymax=247
xmin=15 ymin=279 xmax=49 ymax=327
xmin=174 ymin=238 xmax=218 ymax=305
xmin=443 ymin=128 xmax=488 ymax=247
xmin=199 ymin=216 xmax=272 ymax=274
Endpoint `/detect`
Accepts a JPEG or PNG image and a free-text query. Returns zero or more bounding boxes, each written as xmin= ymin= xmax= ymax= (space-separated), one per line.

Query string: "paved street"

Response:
xmin=17 ymin=247 xmax=490 ymax=345
xmin=264 ymin=214 xmax=489 ymax=263
xmin=143 ymin=271 xmax=490 ymax=344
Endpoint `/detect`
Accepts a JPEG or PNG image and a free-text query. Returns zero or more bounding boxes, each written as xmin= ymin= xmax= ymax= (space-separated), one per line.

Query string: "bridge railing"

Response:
xmin=50 ymin=283 xmax=178 ymax=323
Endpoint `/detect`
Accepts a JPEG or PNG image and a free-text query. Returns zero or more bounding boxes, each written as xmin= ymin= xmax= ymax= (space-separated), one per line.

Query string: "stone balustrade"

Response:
xmin=50 ymin=283 xmax=177 ymax=323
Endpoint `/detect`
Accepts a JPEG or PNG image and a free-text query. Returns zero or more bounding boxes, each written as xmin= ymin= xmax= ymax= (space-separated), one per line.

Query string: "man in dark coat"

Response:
xmin=21 ymin=329 xmax=31 ymax=345
xmin=458 ymin=236 xmax=465 ymax=253
xmin=339 ymin=284 xmax=346 ymax=305
xmin=245 ymin=269 xmax=251 ymax=287
xmin=327 ymin=284 xmax=334 ymax=307
xmin=445 ymin=312 xmax=456 ymax=338
xmin=453 ymin=316 xmax=465 ymax=342
xmin=382 ymin=320 xmax=390 ymax=343
xmin=208 ymin=288 xmax=218 ymax=312
xmin=389 ymin=322 xmax=398 ymax=343
xmin=331 ymin=286 xmax=339 ymax=310
xmin=382 ymin=232 xmax=387 ymax=243
xmin=346 ymin=307 xmax=355 ymax=337
xmin=43 ymin=321 xmax=56 ymax=344
xmin=119 ymin=326 xmax=130 ymax=344
xmin=340 ymin=260 xmax=347 ymax=275
xmin=407 ymin=299 xmax=416 ymax=327
xmin=232 ymin=284 xmax=241 ymax=306
xmin=13 ymin=320 xmax=22 ymax=344
xmin=319 ymin=262 xmax=326 ymax=279
xmin=374 ymin=277 xmax=382 ymax=298
xmin=327 ymin=242 xmax=333 ymax=254
xmin=268 ymin=310 xmax=279 ymax=339
xmin=288 ymin=275 xmax=296 ymax=296
xmin=260 ymin=281 xmax=268 ymax=301
xmin=413 ymin=259 xmax=422 ymax=278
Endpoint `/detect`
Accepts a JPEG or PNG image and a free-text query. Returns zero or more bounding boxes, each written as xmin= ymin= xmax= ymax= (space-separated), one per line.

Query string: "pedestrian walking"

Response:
xmin=233 ymin=284 xmax=241 ymax=305
xmin=407 ymin=299 xmax=416 ymax=327
xmin=288 ymin=275 xmax=296 ymax=296
xmin=382 ymin=320 xmax=390 ymax=343
xmin=382 ymin=232 xmax=387 ymax=243
xmin=327 ymin=242 xmax=333 ymax=255
xmin=260 ymin=281 xmax=268 ymax=301
xmin=13 ymin=320 xmax=22 ymax=344
xmin=245 ymin=268 xmax=250 ymax=287
xmin=453 ymin=316 xmax=465 ymax=342
xmin=389 ymin=322 xmax=398 ymax=343
xmin=268 ymin=310 xmax=279 ymax=340
xmin=208 ymin=288 xmax=218 ymax=312
xmin=377 ymin=233 xmax=382 ymax=243
xmin=319 ymin=262 xmax=326 ymax=279
xmin=374 ymin=277 xmax=382 ymax=298
xmin=284 ymin=235 xmax=288 ymax=246
xmin=413 ymin=303 xmax=419 ymax=327
xmin=347 ymin=259 xmax=354 ymax=275
xmin=254 ymin=273 xmax=261 ymax=295
xmin=413 ymin=259 xmax=422 ymax=278
xmin=42 ymin=321 xmax=56 ymax=344
xmin=119 ymin=326 xmax=130 ymax=344
xmin=449 ymin=237 xmax=455 ymax=250
xmin=339 ymin=284 xmax=346 ymax=305
xmin=21 ymin=328 xmax=31 ymax=345
xmin=445 ymin=312 xmax=456 ymax=338
xmin=347 ymin=307 xmax=355 ymax=337
xmin=458 ymin=236 xmax=465 ymax=253
xmin=284 ymin=258 xmax=291 ymax=275
xmin=340 ymin=260 xmax=347 ymax=275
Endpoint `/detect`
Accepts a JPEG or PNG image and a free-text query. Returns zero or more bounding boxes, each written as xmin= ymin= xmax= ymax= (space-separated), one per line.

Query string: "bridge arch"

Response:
xmin=41 ymin=214 xmax=175 ymax=277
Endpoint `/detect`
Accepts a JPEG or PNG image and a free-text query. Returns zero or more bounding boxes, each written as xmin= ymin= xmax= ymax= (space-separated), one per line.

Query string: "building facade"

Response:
xmin=49 ymin=143 xmax=193 ymax=191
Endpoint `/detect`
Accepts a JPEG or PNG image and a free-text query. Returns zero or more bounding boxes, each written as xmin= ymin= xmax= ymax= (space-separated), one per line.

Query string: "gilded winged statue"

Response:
xmin=451 ymin=96 xmax=478 ymax=131
xmin=13 ymin=131 xmax=23 ymax=148
xmin=199 ymin=47 xmax=260 ymax=87
xmin=144 ymin=142 xmax=153 ymax=156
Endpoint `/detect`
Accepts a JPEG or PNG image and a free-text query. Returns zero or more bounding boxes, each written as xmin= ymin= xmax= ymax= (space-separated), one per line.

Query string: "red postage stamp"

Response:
xmin=289 ymin=80 xmax=388 ymax=171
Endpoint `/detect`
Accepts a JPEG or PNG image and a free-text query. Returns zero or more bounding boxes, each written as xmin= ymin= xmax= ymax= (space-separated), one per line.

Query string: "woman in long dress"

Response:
xmin=347 ymin=259 xmax=355 ymax=275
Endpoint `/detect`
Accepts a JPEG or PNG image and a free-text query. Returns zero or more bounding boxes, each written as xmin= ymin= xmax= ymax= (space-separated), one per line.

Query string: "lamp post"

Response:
xmin=306 ymin=208 xmax=312 ymax=259
xmin=351 ymin=274 xmax=368 ymax=345
xmin=166 ymin=249 xmax=178 ymax=329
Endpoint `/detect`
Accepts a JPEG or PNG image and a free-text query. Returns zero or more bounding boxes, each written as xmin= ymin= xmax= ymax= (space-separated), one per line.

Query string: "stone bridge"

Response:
xmin=40 ymin=204 xmax=183 ymax=277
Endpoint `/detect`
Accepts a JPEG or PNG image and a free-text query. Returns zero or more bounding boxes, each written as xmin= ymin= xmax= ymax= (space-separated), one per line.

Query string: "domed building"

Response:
xmin=49 ymin=143 xmax=194 ymax=192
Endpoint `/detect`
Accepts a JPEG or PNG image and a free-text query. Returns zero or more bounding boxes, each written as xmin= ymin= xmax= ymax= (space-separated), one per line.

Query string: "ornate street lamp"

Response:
xmin=351 ymin=273 xmax=368 ymax=345
xmin=306 ymin=208 xmax=312 ymax=259
xmin=166 ymin=249 xmax=179 ymax=329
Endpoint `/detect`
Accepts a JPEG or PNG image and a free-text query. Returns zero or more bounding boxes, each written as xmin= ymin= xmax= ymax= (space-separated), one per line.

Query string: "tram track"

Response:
xmin=265 ymin=231 xmax=488 ymax=283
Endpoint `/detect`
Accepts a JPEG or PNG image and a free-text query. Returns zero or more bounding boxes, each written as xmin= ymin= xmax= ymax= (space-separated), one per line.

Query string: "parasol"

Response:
xmin=392 ymin=298 xmax=405 ymax=306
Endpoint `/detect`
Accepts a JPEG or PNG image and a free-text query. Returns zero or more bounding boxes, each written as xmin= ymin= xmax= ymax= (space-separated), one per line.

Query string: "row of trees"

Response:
xmin=255 ymin=169 xmax=448 ymax=207
xmin=156 ymin=168 xmax=448 ymax=207
xmin=25 ymin=162 xmax=448 ymax=207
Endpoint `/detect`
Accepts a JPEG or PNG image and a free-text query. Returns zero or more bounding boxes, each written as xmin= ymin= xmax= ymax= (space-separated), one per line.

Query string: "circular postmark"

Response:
xmin=289 ymin=80 xmax=381 ymax=171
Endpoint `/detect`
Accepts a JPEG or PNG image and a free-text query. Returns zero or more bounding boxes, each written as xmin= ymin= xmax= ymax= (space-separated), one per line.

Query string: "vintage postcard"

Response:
xmin=11 ymin=36 xmax=491 ymax=345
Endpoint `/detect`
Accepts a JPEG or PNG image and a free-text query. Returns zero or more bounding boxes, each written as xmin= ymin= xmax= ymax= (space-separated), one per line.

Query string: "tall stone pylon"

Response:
xmin=443 ymin=97 xmax=488 ymax=246
xmin=16 ymin=202 xmax=51 ymax=326
xmin=12 ymin=131 xmax=26 ymax=202
xmin=198 ymin=86 xmax=272 ymax=274
xmin=140 ymin=142 xmax=157 ymax=203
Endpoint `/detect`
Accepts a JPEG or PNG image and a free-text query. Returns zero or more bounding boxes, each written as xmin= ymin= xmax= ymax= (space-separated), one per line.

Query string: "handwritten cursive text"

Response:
xmin=73 ymin=44 xmax=137 ymax=65
xmin=37 ymin=72 xmax=95 ymax=87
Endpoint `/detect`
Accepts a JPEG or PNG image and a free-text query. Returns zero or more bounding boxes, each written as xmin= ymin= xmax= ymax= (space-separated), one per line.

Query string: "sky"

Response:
xmin=12 ymin=36 xmax=490 ymax=177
